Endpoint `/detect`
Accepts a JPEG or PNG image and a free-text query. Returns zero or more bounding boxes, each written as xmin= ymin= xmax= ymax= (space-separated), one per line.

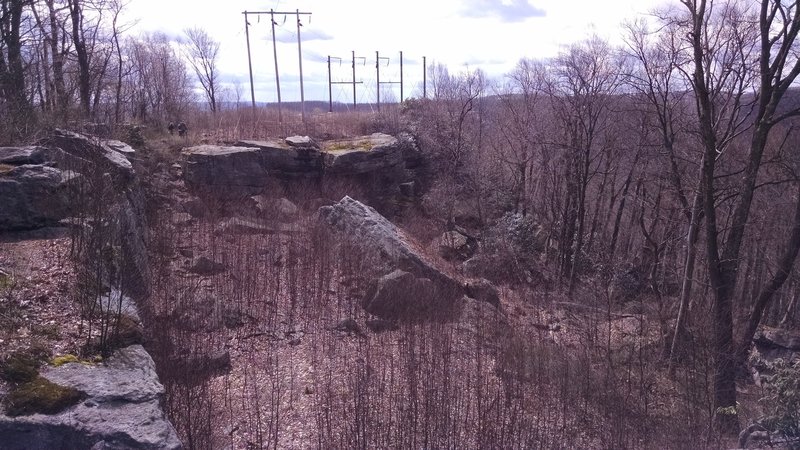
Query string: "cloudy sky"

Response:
xmin=123 ymin=0 xmax=667 ymax=106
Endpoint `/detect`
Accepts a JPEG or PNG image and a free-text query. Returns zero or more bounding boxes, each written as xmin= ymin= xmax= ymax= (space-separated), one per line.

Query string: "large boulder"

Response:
xmin=435 ymin=230 xmax=475 ymax=261
xmin=319 ymin=196 xmax=461 ymax=291
xmin=0 ymin=345 xmax=182 ymax=450
xmin=322 ymin=133 xmax=406 ymax=174
xmin=0 ymin=163 xmax=77 ymax=230
xmin=362 ymin=270 xmax=452 ymax=320
xmin=319 ymin=196 xmax=494 ymax=321
xmin=752 ymin=327 xmax=800 ymax=377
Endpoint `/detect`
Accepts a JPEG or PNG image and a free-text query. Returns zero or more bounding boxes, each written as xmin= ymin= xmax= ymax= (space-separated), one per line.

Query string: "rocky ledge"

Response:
xmin=182 ymin=133 xmax=423 ymax=215
xmin=0 ymin=345 xmax=182 ymax=449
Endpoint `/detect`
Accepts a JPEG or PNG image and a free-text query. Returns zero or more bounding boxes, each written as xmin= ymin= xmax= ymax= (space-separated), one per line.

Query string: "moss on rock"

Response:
xmin=50 ymin=354 xmax=80 ymax=367
xmin=3 ymin=376 xmax=86 ymax=416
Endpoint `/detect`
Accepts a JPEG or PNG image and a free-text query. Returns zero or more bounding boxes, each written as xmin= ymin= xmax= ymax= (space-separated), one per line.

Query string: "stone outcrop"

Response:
xmin=435 ymin=230 xmax=475 ymax=261
xmin=319 ymin=196 xmax=500 ymax=321
xmin=0 ymin=146 xmax=48 ymax=165
xmin=0 ymin=346 xmax=182 ymax=450
xmin=0 ymin=164 xmax=77 ymax=230
xmin=0 ymin=130 xmax=177 ymax=447
xmin=319 ymin=196 xmax=460 ymax=290
xmin=38 ymin=129 xmax=135 ymax=184
xmin=1 ymin=130 xmax=148 ymax=296
xmin=183 ymin=133 xmax=423 ymax=216
xmin=751 ymin=327 xmax=800 ymax=383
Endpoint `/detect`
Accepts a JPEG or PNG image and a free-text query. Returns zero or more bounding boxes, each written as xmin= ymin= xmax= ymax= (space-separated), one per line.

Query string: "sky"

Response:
xmin=123 ymin=0 xmax=667 ymax=107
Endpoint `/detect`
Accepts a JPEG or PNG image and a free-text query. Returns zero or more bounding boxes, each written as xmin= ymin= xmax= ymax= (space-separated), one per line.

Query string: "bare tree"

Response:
xmin=0 ymin=0 xmax=34 ymax=136
xmin=127 ymin=32 xmax=194 ymax=125
xmin=678 ymin=0 xmax=800 ymax=434
xmin=543 ymin=36 xmax=623 ymax=296
xmin=184 ymin=26 xmax=219 ymax=114
xmin=622 ymin=16 xmax=702 ymax=369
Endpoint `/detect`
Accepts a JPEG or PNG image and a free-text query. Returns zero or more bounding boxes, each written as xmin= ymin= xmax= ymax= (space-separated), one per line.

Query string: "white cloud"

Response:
xmin=123 ymin=0 xmax=667 ymax=102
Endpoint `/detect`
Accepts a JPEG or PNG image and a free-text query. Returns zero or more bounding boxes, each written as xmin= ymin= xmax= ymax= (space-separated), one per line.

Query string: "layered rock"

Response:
xmin=37 ymin=129 xmax=135 ymax=185
xmin=0 ymin=346 xmax=182 ymax=450
xmin=183 ymin=133 xmax=422 ymax=216
xmin=0 ymin=130 xmax=176 ymax=447
xmin=0 ymin=164 xmax=77 ymax=230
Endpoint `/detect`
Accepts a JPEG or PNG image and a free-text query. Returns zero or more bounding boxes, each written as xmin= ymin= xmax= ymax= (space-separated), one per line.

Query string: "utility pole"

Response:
xmin=328 ymin=53 xmax=363 ymax=112
xmin=242 ymin=10 xmax=311 ymax=124
xmin=423 ymin=56 xmax=427 ymax=99
xmin=376 ymin=51 xmax=400 ymax=111
xmin=243 ymin=12 xmax=256 ymax=116
xmin=270 ymin=9 xmax=282 ymax=124
xmin=296 ymin=9 xmax=306 ymax=125
xmin=400 ymin=51 xmax=403 ymax=102
xmin=352 ymin=51 xmax=357 ymax=109
xmin=327 ymin=56 xmax=334 ymax=113
xmin=376 ymin=51 xmax=381 ymax=110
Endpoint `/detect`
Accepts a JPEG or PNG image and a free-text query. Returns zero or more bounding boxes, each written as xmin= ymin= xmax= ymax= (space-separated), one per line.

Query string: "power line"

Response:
xmin=242 ymin=9 xmax=312 ymax=125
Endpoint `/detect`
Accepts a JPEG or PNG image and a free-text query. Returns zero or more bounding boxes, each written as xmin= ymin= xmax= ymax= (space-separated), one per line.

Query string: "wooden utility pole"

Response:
xmin=327 ymin=56 xmax=334 ymax=112
xmin=400 ymin=51 xmax=404 ymax=102
xmin=242 ymin=9 xmax=311 ymax=123
xmin=270 ymin=9 xmax=282 ymax=123
xmin=352 ymin=50 xmax=357 ymax=109
xmin=423 ymin=56 xmax=427 ymax=99
xmin=296 ymin=9 xmax=306 ymax=125
xmin=243 ymin=12 xmax=256 ymax=115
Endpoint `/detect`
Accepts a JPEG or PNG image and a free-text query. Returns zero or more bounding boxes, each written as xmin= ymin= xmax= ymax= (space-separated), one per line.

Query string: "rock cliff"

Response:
xmin=183 ymin=133 xmax=423 ymax=216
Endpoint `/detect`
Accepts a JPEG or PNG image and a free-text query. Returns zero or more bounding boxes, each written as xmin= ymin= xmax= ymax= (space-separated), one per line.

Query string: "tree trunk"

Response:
xmin=69 ymin=0 xmax=92 ymax=118
xmin=669 ymin=187 xmax=703 ymax=371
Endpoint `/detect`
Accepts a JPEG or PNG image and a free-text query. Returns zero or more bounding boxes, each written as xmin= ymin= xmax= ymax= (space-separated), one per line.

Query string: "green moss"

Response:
xmin=50 ymin=354 xmax=80 ymax=367
xmin=3 ymin=376 xmax=86 ymax=416
xmin=324 ymin=139 xmax=373 ymax=152
xmin=1 ymin=351 xmax=42 ymax=383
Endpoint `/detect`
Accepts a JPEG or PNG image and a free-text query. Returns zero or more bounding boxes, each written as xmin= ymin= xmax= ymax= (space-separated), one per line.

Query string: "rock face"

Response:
xmin=183 ymin=133 xmax=423 ymax=216
xmin=0 ymin=146 xmax=48 ymax=165
xmin=319 ymin=196 xmax=493 ymax=321
xmin=38 ymin=129 xmax=135 ymax=184
xmin=0 ymin=130 xmax=176 ymax=447
xmin=1 ymin=130 xmax=149 ymax=297
xmin=0 ymin=164 xmax=76 ymax=230
xmin=0 ymin=346 xmax=182 ymax=450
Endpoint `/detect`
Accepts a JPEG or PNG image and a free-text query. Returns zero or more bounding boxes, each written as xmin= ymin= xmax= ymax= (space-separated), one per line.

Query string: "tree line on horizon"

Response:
xmin=0 ymin=0 xmax=225 ymax=141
